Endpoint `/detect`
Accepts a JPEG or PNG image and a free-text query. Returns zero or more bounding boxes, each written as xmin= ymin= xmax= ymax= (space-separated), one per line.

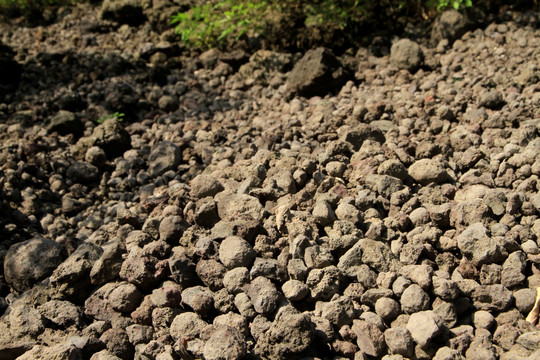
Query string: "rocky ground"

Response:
xmin=0 ymin=1 xmax=540 ymax=359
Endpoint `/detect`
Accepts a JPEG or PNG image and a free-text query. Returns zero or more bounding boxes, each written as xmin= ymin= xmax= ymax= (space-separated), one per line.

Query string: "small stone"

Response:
xmin=473 ymin=310 xmax=495 ymax=329
xmin=375 ymin=297 xmax=401 ymax=322
xmin=109 ymin=283 xmax=142 ymax=313
xmin=158 ymin=95 xmax=178 ymax=112
xmin=282 ymin=279 xmax=309 ymax=301
xmin=433 ymin=346 xmax=464 ymax=360
xmin=312 ymin=201 xmax=337 ymax=226
xmin=408 ymin=159 xmax=448 ymax=185
xmin=478 ymin=90 xmax=504 ymax=109
xmin=472 ymin=284 xmax=513 ymax=311
xmin=219 ymin=236 xmax=256 ymax=269
xmin=66 ymin=161 xmax=100 ymax=183
xmin=457 ymin=223 xmax=504 ymax=266
xmin=246 ymin=276 xmax=280 ymax=315
xmin=514 ymin=288 xmax=536 ymax=315
xmin=148 ymin=141 xmax=181 ymax=177
xmin=223 ymin=267 xmax=250 ymax=294
xmin=190 ymin=174 xmax=224 ymax=199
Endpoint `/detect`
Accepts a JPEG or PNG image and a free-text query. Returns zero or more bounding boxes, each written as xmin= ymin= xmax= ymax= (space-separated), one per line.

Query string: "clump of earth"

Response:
xmin=0 ymin=1 xmax=539 ymax=360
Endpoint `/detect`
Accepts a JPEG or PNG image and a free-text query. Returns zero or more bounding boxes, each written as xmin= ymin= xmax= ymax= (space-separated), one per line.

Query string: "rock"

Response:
xmin=100 ymin=328 xmax=134 ymax=359
xmin=282 ymin=279 xmax=309 ymax=301
xmin=390 ymin=39 xmax=424 ymax=72
xmin=223 ymin=267 xmax=250 ymax=294
xmin=100 ymin=0 xmax=146 ymax=25
xmin=148 ymin=141 xmax=181 ymax=177
xmin=203 ymin=326 xmax=247 ymax=360
xmin=401 ymin=284 xmax=430 ymax=314
xmin=286 ymin=47 xmax=351 ymax=98
xmin=219 ymin=236 xmax=256 ymax=269
xmin=120 ymin=246 xmax=167 ymax=290
xmin=38 ymin=300 xmax=83 ymax=328
xmin=406 ymin=311 xmax=443 ymax=348
xmin=4 ymin=236 xmax=65 ymax=292
xmin=169 ymin=312 xmax=208 ymax=340
xmin=0 ymin=305 xmax=45 ymax=358
xmin=158 ymin=215 xmax=187 ymax=243
xmin=514 ymin=288 xmax=536 ymax=315
xmin=472 ymin=284 xmax=513 ymax=311
xmin=215 ymin=192 xmax=264 ymax=222
xmin=359 ymin=239 xmax=400 ymax=273
xmin=78 ymin=118 xmax=131 ymax=159
xmin=306 ymin=266 xmax=343 ymax=301
xmin=246 ymin=276 xmax=280 ymax=315
xmin=312 ymin=200 xmax=337 ymax=226
xmin=66 ymin=161 xmax=100 ymax=183
xmin=47 ymin=110 xmax=84 ymax=137
xmin=181 ymin=286 xmax=214 ymax=315
xmin=431 ymin=10 xmax=470 ymax=44
xmin=90 ymin=240 xmax=126 ymax=286
xmin=85 ymin=146 xmax=107 ymax=167
xmin=158 ymin=95 xmax=178 ymax=112
xmin=250 ymin=257 xmax=287 ymax=283
xmin=408 ymin=159 xmax=448 ymax=185
xmin=238 ymin=50 xmax=293 ymax=85
xmin=254 ymin=308 xmax=314 ymax=358
xmin=375 ymin=297 xmax=401 ymax=322
xmin=473 ymin=310 xmax=495 ymax=329
xmin=50 ymin=242 xmax=103 ymax=301
xmin=457 ymin=223 xmax=504 ymax=266
xmin=352 ymin=320 xmax=386 ymax=357
xmin=433 ymin=346 xmax=464 ymax=360
xmin=16 ymin=343 xmax=82 ymax=360
xmin=213 ymin=312 xmax=249 ymax=337
xmin=384 ymin=327 xmax=414 ymax=357
xmin=190 ymin=174 xmax=224 ymax=199
xmin=109 ymin=282 xmax=143 ymax=313
xmin=196 ymin=259 xmax=226 ymax=291
xmin=478 ymin=90 xmax=504 ymax=109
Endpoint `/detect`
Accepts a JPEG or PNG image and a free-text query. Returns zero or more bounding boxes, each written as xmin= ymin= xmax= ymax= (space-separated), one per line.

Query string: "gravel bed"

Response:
xmin=0 ymin=2 xmax=539 ymax=360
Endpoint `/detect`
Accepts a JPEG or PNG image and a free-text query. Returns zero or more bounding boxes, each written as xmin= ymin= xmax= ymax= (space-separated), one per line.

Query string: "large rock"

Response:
xmin=286 ymin=47 xmax=351 ymax=98
xmin=215 ymin=192 xmax=263 ymax=222
xmin=203 ymin=326 xmax=247 ymax=360
xmin=390 ymin=39 xmax=424 ymax=72
xmin=431 ymin=9 xmax=471 ymax=44
xmin=74 ymin=118 xmax=131 ymax=159
xmin=4 ymin=236 xmax=65 ymax=292
xmin=100 ymin=0 xmax=146 ymax=26
xmin=352 ymin=320 xmax=386 ymax=357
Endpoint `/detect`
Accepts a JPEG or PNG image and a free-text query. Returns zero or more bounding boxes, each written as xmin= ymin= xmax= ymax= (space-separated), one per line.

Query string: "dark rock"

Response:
xmin=100 ymin=0 xmax=146 ymax=26
xmin=47 ymin=110 xmax=84 ymax=137
xmin=66 ymin=161 xmax=100 ymax=184
xmin=0 ymin=41 xmax=21 ymax=86
xmin=431 ymin=10 xmax=471 ymax=44
xmin=286 ymin=47 xmax=351 ymax=98
xmin=472 ymin=284 xmax=513 ymax=311
xmin=100 ymin=328 xmax=134 ymax=360
xmin=148 ymin=141 xmax=181 ymax=177
xmin=4 ymin=236 xmax=65 ymax=292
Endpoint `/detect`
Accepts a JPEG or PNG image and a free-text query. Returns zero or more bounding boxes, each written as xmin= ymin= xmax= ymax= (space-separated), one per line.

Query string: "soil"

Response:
xmin=0 ymin=1 xmax=539 ymax=360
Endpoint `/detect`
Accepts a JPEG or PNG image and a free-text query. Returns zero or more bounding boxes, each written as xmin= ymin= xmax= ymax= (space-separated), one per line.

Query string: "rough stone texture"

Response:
xmin=254 ymin=308 xmax=314 ymax=359
xmin=406 ymin=311 xmax=443 ymax=348
xmin=219 ymin=236 xmax=256 ymax=269
xmin=408 ymin=159 xmax=448 ymax=185
xmin=190 ymin=174 xmax=224 ymax=199
xmin=472 ymin=284 xmax=513 ymax=311
xmin=203 ymin=326 xmax=247 ymax=360
xmin=352 ymin=320 xmax=386 ymax=357
xmin=246 ymin=276 xmax=280 ymax=315
xmin=384 ymin=327 xmax=414 ymax=357
xmin=148 ymin=141 xmax=181 ymax=177
xmin=457 ymin=223 xmax=504 ymax=266
xmin=431 ymin=9 xmax=470 ymax=44
xmin=390 ymin=39 xmax=424 ymax=72
xmin=47 ymin=110 xmax=84 ymax=137
xmin=169 ymin=312 xmax=208 ymax=340
xmin=286 ymin=47 xmax=350 ymax=98
xmin=4 ymin=236 xmax=64 ymax=292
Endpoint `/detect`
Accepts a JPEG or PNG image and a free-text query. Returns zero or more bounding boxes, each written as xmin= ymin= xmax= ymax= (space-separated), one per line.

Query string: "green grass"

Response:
xmin=171 ymin=0 xmax=475 ymax=50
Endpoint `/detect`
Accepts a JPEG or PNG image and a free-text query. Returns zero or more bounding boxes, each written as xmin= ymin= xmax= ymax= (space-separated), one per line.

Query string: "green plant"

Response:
xmin=171 ymin=0 xmax=268 ymax=49
xmin=97 ymin=112 xmax=125 ymax=124
xmin=435 ymin=0 xmax=472 ymax=10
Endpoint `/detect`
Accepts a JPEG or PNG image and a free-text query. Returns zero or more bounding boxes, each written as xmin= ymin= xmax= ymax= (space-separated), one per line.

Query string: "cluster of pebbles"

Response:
xmin=0 ymin=1 xmax=540 ymax=359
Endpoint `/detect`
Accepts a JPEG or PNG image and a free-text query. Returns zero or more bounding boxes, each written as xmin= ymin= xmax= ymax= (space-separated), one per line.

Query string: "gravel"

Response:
xmin=0 ymin=3 xmax=539 ymax=360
